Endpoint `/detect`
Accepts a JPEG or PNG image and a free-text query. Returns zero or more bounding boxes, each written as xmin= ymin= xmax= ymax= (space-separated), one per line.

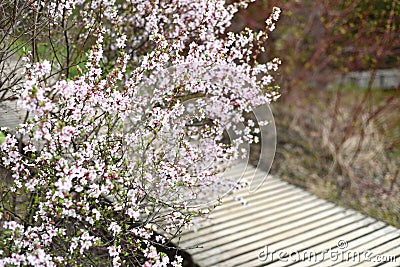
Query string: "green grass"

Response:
xmin=7 ymin=38 xmax=90 ymax=79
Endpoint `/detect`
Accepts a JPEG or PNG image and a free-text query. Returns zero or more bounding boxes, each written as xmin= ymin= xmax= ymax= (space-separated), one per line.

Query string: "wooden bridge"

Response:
xmin=176 ymin=163 xmax=400 ymax=267
xmin=0 ymin=100 xmax=25 ymax=131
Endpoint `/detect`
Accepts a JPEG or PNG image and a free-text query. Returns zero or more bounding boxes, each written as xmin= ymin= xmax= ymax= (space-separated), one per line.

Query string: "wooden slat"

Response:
xmin=206 ymin=181 xmax=294 ymax=216
xmin=182 ymin=201 xmax=337 ymax=253
xmin=264 ymin=221 xmax=387 ymax=267
xmin=212 ymin=215 xmax=372 ymax=267
xmin=179 ymin=187 xmax=314 ymax=241
xmin=366 ymin=237 xmax=400 ymax=266
xmin=322 ymin=227 xmax=400 ymax=267
xmin=194 ymin=211 xmax=364 ymax=266
xmin=289 ymin=225 xmax=398 ymax=267
xmin=0 ymin=101 xmax=26 ymax=130
xmin=178 ymin=164 xmax=399 ymax=267
xmin=378 ymin=261 xmax=400 ymax=267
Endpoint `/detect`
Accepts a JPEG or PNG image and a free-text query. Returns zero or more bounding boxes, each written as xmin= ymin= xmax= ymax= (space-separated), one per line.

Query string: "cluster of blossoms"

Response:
xmin=0 ymin=0 xmax=280 ymax=266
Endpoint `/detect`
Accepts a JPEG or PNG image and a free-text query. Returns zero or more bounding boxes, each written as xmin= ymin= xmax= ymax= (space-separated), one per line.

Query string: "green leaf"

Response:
xmin=0 ymin=131 xmax=6 ymax=144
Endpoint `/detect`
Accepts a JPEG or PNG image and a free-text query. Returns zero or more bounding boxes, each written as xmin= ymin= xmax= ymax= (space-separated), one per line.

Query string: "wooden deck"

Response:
xmin=0 ymin=100 xmax=26 ymax=131
xmin=176 ymin=163 xmax=400 ymax=267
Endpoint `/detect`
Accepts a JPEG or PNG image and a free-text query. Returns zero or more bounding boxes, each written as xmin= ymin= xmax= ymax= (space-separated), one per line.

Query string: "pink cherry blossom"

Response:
xmin=0 ymin=0 xmax=280 ymax=266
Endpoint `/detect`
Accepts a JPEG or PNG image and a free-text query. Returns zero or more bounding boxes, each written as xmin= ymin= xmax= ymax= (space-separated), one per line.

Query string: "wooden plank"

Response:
xmin=0 ymin=102 xmax=26 ymax=130
xmin=367 ymin=237 xmax=400 ymax=266
xmin=204 ymin=176 xmax=288 ymax=211
xmin=201 ymin=185 xmax=309 ymax=221
xmin=181 ymin=201 xmax=337 ymax=253
xmin=179 ymin=188 xmax=315 ymax=241
xmin=180 ymin=196 xmax=324 ymax=246
xmin=286 ymin=222 xmax=391 ymax=267
xmin=330 ymin=226 xmax=400 ymax=267
xmin=227 ymin=217 xmax=380 ymax=267
xmin=195 ymin=211 xmax=364 ymax=266
xmin=175 ymin=163 xmax=399 ymax=267
xmin=300 ymin=233 xmax=399 ymax=267
xmin=375 ymin=249 xmax=400 ymax=267
xmin=377 ymin=261 xmax=400 ymax=267
xmin=207 ymin=181 xmax=294 ymax=216
xmin=263 ymin=221 xmax=388 ymax=267
xmin=212 ymin=217 xmax=371 ymax=266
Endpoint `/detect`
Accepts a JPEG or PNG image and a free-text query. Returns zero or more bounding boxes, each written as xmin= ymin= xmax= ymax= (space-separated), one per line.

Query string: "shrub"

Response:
xmin=0 ymin=1 xmax=280 ymax=266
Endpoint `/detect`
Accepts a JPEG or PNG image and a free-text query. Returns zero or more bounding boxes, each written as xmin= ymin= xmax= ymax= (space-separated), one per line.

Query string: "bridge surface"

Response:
xmin=0 ymin=100 xmax=26 ymax=131
xmin=176 ymin=163 xmax=400 ymax=267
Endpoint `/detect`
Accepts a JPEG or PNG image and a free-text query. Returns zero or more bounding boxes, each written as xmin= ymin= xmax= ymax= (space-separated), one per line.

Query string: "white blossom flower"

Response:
xmin=108 ymin=222 xmax=122 ymax=236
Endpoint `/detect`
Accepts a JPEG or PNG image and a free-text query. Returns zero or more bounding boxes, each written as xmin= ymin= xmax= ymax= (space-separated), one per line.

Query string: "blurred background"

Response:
xmin=231 ymin=0 xmax=400 ymax=227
